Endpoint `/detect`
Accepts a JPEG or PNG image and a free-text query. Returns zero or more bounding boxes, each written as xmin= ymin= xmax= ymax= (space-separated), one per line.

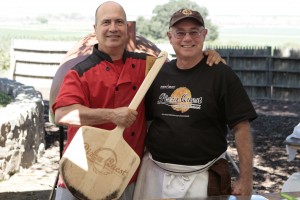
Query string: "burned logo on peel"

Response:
xmin=84 ymin=143 xmax=129 ymax=177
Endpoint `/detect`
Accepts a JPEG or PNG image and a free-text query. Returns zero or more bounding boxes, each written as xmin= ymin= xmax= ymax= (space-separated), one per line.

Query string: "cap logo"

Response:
xmin=181 ymin=9 xmax=193 ymax=16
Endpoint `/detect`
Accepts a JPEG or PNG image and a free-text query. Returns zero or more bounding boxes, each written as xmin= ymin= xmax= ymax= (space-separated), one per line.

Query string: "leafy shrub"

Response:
xmin=0 ymin=91 xmax=12 ymax=108
xmin=0 ymin=49 xmax=10 ymax=71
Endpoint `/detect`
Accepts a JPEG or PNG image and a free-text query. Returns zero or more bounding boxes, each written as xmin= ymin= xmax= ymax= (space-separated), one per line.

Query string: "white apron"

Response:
xmin=133 ymin=151 xmax=226 ymax=200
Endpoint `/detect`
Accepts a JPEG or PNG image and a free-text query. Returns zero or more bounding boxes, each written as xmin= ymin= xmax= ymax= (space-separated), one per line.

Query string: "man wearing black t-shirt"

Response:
xmin=134 ymin=8 xmax=257 ymax=200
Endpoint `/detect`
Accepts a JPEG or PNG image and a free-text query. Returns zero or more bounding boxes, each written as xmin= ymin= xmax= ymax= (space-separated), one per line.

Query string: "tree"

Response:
xmin=136 ymin=0 xmax=218 ymax=42
xmin=36 ymin=15 xmax=48 ymax=24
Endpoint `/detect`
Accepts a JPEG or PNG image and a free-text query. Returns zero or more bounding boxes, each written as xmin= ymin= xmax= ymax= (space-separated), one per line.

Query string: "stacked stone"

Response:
xmin=0 ymin=78 xmax=45 ymax=180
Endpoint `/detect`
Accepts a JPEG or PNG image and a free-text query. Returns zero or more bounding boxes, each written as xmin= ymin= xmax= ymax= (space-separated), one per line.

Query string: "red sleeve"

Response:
xmin=52 ymin=70 xmax=90 ymax=113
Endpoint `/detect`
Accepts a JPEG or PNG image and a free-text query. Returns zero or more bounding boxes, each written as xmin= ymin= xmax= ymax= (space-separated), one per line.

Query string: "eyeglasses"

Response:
xmin=172 ymin=29 xmax=205 ymax=39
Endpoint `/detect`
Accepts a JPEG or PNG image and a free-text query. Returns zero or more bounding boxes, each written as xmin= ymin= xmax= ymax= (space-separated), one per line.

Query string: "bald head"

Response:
xmin=95 ymin=1 xmax=127 ymax=25
xmin=93 ymin=1 xmax=128 ymax=58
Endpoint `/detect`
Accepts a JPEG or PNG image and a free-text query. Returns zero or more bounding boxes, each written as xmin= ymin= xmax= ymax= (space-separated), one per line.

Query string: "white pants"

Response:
xmin=133 ymin=151 xmax=225 ymax=200
xmin=55 ymin=183 xmax=135 ymax=200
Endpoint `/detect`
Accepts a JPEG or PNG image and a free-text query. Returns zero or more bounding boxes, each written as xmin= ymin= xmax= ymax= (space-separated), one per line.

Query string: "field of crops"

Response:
xmin=0 ymin=24 xmax=92 ymax=76
xmin=1 ymin=23 xmax=300 ymax=76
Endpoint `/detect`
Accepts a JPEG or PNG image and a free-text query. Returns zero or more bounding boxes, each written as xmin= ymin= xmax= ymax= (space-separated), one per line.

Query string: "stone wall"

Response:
xmin=0 ymin=78 xmax=45 ymax=180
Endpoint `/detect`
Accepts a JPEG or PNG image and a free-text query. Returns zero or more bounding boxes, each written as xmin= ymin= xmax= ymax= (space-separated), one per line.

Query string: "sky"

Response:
xmin=2 ymin=0 xmax=300 ymax=22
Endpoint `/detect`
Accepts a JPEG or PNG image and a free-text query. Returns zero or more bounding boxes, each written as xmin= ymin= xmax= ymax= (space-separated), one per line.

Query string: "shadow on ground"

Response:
xmin=0 ymin=190 xmax=51 ymax=200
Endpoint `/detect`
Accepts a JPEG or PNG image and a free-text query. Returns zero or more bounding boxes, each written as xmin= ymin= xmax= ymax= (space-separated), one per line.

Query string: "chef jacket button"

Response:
xmin=105 ymin=66 xmax=110 ymax=71
xmin=115 ymin=87 xmax=119 ymax=91
xmin=131 ymin=132 xmax=135 ymax=136
xmin=131 ymin=64 xmax=135 ymax=68
xmin=132 ymin=85 xmax=136 ymax=90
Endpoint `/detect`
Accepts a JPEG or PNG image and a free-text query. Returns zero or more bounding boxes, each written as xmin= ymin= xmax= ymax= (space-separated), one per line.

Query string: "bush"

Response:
xmin=0 ymin=91 xmax=12 ymax=108
xmin=0 ymin=49 xmax=10 ymax=71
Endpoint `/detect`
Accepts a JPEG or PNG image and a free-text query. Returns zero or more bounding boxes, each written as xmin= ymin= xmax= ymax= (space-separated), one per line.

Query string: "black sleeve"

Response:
xmin=223 ymin=69 xmax=257 ymax=129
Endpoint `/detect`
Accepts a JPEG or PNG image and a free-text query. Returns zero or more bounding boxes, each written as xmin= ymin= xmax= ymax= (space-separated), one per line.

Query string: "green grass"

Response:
xmin=0 ymin=25 xmax=91 ymax=40
xmin=0 ymin=25 xmax=92 ymax=75
xmin=0 ymin=92 xmax=12 ymax=108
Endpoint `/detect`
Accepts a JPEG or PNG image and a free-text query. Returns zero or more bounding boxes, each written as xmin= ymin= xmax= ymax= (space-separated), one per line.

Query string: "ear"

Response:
xmin=167 ymin=31 xmax=172 ymax=43
xmin=126 ymin=23 xmax=129 ymax=34
xmin=202 ymin=29 xmax=208 ymax=37
xmin=126 ymin=23 xmax=130 ymax=41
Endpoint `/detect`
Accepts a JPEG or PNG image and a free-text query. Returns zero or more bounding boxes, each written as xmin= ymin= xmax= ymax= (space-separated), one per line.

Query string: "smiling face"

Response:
xmin=167 ymin=18 xmax=207 ymax=62
xmin=94 ymin=2 xmax=128 ymax=58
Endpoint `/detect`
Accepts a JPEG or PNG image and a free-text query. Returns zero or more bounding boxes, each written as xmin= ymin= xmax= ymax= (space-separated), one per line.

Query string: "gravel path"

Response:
xmin=0 ymin=99 xmax=299 ymax=199
xmin=0 ymin=145 xmax=59 ymax=199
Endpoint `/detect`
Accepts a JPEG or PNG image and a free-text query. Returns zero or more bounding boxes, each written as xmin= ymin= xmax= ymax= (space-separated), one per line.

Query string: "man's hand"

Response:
xmin=111 ymin=107 xmax=138 ymax=128
xmin=204 ymin=50 xmax=226 ymax=66
xmin=232 ymin=176 xmax=253 ymax=195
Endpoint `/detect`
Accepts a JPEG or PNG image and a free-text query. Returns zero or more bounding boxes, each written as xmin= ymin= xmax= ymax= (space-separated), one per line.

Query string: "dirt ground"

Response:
xmin=228 ymin=99 xmax=300 ymax=194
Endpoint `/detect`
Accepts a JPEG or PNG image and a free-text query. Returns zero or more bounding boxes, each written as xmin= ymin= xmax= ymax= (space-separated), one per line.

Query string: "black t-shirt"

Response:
xmin=145 ymin=57 xmax=257 ymax=165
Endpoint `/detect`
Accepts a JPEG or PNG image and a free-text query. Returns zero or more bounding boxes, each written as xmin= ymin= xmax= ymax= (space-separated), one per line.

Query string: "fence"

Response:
xmin=9 ymin=39 xmax=75 ymax=99
xmin=209 ymin=46 xmax=300 ymax=101
xmin=9 ymin=41 xmax=300 ymax=101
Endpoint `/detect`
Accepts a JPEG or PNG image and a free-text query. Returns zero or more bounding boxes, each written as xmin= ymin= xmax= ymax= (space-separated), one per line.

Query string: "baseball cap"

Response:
xmin=169 ymin=8 xmax=205 ymax=28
